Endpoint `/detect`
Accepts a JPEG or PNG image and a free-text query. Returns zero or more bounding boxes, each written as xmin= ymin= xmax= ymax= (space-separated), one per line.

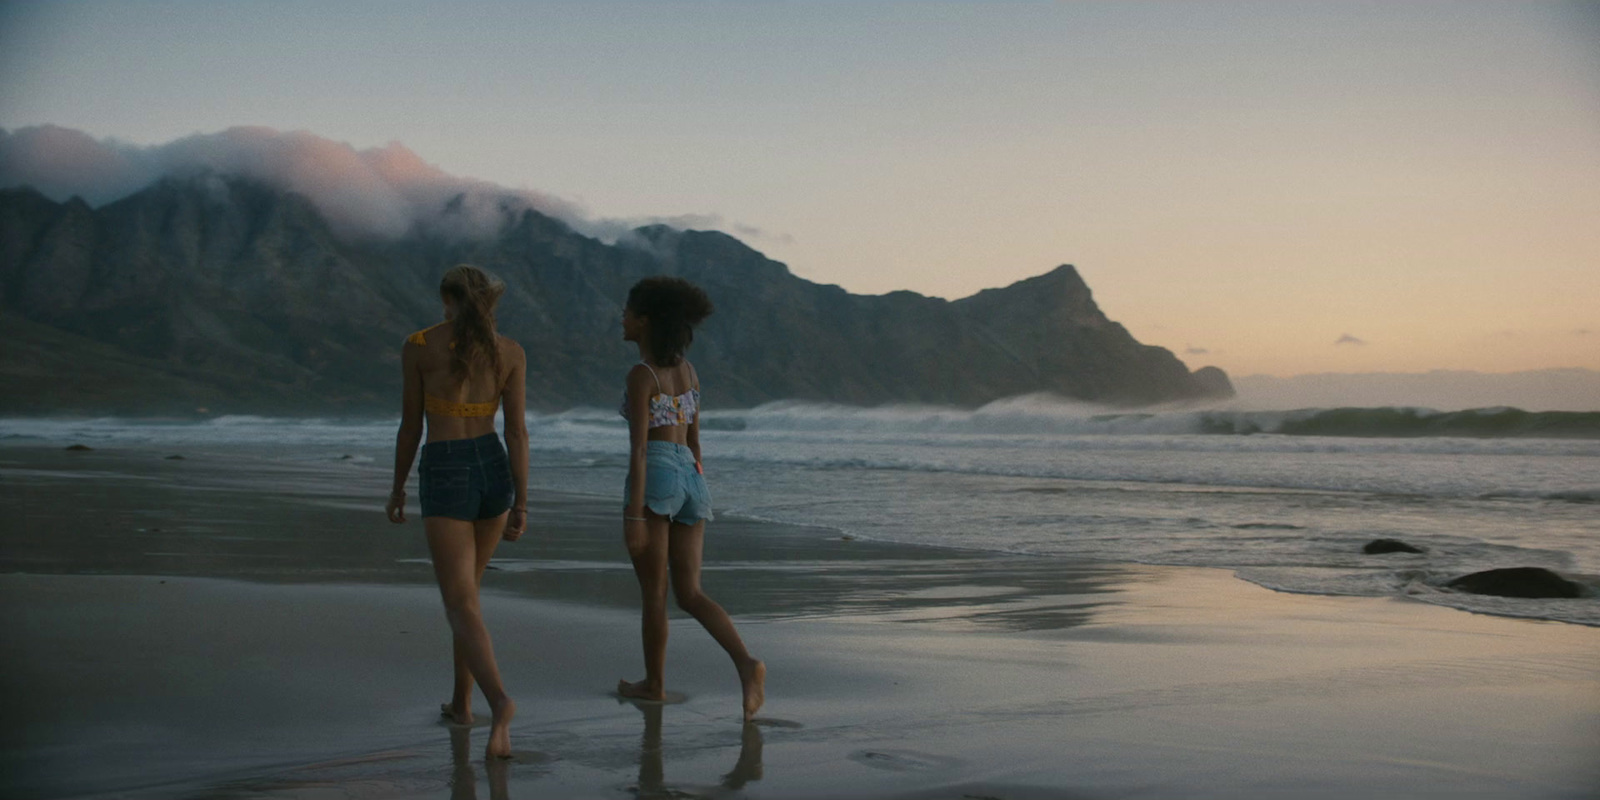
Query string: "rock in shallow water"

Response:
xmin=1363 ymin=538 xmax=1425 ymax=554
xmin=1445 ymin=567 xmax=1583 ymax=599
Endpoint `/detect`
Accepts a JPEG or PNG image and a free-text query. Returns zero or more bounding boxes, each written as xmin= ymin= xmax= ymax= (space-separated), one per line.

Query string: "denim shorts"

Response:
xmin=625 ymin=441 xmax=714 ymax=525
xmin=419 ymin=432 xmax=515 ymax=520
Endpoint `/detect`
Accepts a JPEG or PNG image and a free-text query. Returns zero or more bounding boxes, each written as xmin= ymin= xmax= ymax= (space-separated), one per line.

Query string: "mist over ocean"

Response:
xmin=8 ymin=394 xmax=1597 ymax=627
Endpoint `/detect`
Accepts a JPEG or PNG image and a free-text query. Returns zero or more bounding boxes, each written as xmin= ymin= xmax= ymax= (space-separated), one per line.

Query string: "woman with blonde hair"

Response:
xmin=616 ymin=275 xmax=765 ymax=721
xmin=386 ymin=264 xmax=528 ymax=759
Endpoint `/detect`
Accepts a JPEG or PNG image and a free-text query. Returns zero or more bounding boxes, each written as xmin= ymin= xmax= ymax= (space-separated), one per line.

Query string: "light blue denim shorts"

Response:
xmin=624 ymin=441 xmax=714 ymax=525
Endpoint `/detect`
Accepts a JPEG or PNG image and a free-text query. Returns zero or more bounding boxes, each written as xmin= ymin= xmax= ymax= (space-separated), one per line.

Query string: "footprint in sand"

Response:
xmin=848 ymin=748 xmax=961 ymax=773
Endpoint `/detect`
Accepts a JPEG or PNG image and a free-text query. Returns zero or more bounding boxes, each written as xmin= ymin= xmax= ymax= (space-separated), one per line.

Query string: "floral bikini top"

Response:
xmin=408 ymin=323 xmax=499 ymax=418
xmin=619 ymin=362 xmax=700 ymax=428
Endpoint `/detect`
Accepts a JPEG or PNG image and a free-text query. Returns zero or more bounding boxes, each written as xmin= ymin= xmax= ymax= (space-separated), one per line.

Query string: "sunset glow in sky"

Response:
xmin=2 ymin=1 xmax=1596 ymax=376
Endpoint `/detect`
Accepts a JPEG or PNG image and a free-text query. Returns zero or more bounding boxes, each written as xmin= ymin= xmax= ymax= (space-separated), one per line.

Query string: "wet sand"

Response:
xmin=2 ymin=443 xmax=1598 ymax=799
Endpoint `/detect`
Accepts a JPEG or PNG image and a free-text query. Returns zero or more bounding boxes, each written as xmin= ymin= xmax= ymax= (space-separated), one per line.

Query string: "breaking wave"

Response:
xmin=683 ymin=398 xmax=1600 ymax=441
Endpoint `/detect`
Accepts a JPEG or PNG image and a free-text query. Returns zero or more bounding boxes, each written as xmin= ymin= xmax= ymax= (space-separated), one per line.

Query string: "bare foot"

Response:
xmin=738 ymin=659 xmax=766 ymax=722
xmin=441 ymin=701 xmax=473 ymax=726
xmin=486 ymin=697 xmax=514 ymax=760
xmin=617 ymin=678 xmax=666 ymax=701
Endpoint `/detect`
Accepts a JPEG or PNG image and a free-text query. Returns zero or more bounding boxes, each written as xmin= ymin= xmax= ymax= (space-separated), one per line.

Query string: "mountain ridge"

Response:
xmin=0 ymin=175 xmax=1231 ymax=415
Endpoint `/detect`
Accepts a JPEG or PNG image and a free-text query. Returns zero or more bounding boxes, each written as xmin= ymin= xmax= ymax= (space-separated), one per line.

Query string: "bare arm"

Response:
xmin=388 ymin=339 xmax=426 ymax=523
xmin=686 ymin=363 xmax=703 ymax=466
xmin=624 ymin=364 xmax=654 ymax=518
xmin=501 ymin=340 xmax=530 ymax=539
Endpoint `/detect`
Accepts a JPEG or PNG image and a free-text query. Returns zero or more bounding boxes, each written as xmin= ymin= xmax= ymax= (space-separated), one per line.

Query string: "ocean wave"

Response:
xmin=1480 ymin=489 xmax=1600 ymax=505
xmin=1202 ymin=407 xmax=1600 ymax=439
xmin=539 ymin=397 xmax=1600 ymax=441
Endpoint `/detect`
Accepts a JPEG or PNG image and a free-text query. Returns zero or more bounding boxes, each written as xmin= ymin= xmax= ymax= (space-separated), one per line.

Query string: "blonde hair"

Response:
xmin=439 ymin=264 xmax=505 ymax=379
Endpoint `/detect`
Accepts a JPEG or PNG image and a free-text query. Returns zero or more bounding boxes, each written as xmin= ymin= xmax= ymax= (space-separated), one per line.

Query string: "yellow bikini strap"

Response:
xmin=407 ymin=322 xmax=448 ymax=346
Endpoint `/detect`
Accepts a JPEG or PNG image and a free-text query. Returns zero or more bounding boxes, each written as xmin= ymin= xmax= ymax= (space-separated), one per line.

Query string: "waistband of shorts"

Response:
xmin=421 ymin=431 xmax=504 ymax=456
xmin=645 ymin=441 xmax=693 ymax=457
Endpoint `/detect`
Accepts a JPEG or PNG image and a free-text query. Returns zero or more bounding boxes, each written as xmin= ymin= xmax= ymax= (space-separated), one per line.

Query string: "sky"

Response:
xmin=1 ymin=0 xmax=1596 ymax=377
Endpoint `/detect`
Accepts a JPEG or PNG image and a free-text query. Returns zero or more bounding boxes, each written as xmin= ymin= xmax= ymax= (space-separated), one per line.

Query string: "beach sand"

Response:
xmin=2 ymin=443 xmax=1598 ymax=799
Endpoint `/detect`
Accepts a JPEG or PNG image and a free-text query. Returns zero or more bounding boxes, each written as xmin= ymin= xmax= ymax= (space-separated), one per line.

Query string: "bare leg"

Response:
xmin=669 ymin=521 xmax=765 ymax=721
xmin=442 ymin=520 xmax=500 ymax=725
xmin=619 ymin=511 xmax=671 ymax=701
xmin=427 ymin=513 xmax=516 ymax=759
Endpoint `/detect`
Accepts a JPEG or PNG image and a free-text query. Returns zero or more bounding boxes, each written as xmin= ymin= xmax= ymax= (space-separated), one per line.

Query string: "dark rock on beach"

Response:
xmin=1445 ymin=567 xmax=1583 ymax=599
xmin=0 ymin=177 xmax=1234 ymax=414
xmin=1363 ymin=538 xmax=1425 ymax=554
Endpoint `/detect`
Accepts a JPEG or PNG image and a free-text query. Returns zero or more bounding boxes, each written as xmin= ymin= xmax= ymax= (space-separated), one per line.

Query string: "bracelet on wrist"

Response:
xmin=624 ymin=515 xmax=647 ymax=522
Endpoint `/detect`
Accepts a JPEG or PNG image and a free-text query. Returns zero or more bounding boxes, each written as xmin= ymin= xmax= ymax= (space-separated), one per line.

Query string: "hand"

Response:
xmin=386 ymin=491 xmax=407 ymax=524
xmin=504 ymin=508 xmax=527 ymax=541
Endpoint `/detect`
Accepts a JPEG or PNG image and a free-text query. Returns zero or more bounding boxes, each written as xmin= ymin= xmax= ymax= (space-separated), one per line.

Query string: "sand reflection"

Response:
xmin=632 ymin=702 xmax=764 ymax=798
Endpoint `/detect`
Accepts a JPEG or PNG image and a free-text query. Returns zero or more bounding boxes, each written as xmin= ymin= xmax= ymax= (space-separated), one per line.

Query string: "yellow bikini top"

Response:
xmin=408 ymin=324 xmax=500 ymax=418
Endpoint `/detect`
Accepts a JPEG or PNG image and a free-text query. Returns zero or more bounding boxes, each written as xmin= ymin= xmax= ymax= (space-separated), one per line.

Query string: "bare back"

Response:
xmin=404 ymin=323 xmax=524 ymax=443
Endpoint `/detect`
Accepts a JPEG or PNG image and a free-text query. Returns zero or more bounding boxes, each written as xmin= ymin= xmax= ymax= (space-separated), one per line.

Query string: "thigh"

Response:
xmin=471 ymin=512 xmax=508 ymax=581
xmin=628 ymin=515 xmax=673 ymax=588
xmin=425 ymin=516 xmax=481 ymax=597
xmin=667 ymin=521 xmax=707 ymax=593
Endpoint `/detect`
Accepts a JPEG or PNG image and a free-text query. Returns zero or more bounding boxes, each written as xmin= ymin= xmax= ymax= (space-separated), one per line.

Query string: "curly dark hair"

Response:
xmin=627 ymin=276 xmax=713 ymax=367
xmin=439 ymin=264 xmax=505 ymax=379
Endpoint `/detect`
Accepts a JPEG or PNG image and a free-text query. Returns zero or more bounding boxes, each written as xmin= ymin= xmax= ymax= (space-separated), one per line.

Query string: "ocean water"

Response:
xmin=4 ymin=397 xmax=1597 ymax=626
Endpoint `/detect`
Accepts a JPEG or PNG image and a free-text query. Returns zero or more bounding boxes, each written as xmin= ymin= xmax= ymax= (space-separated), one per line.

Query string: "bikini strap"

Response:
xmin=686 ymin=361 xmax=699 ymax=392
xmin=638 ymin=361 xmax=662 ymax=393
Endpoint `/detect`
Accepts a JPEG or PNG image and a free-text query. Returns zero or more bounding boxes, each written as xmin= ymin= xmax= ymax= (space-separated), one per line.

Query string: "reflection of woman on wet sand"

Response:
xmin=448 ymin=724 xmax=511 ymax=800
xmin=629 ymin=702 xmax=764 ymax=798
xmin=387 ymin=264 xmax=528 ymax=759
xmin=616 ymin=276 xmax=765 ymax=721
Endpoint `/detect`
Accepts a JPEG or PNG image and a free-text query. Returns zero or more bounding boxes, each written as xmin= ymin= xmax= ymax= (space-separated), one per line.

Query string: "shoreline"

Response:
xmin=5 ymin=569 xmax=1598 ymax=800
xmin=3 ymin=442 xmax=1599 ymax=798
xmin=2 ymin=440 xmax=1594 ymax=629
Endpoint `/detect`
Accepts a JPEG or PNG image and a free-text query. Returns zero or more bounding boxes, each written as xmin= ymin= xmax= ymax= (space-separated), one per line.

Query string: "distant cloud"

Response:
xmin=0 ymin=124 xmax=758 ymax=244
xmin=1334 ymin=334 xmax=1366 ymax=346
xmin=1185 ymin=346 xmax=1210 ymax=355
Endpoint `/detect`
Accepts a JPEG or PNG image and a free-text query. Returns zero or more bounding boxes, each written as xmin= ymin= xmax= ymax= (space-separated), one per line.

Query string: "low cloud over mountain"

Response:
xmin=0 ymin=124 xmax=733 ymax=243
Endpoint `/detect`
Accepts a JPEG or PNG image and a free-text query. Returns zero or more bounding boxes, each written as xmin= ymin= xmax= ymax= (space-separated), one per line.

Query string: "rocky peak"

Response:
xmin=0 ymin=178 xmax=1233 ymax=413
xmin=955 ymin=264 xmax=1109 ymax=329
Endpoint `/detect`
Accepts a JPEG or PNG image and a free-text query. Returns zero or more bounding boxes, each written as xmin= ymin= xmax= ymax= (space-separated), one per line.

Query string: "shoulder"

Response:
xmin=405 ymin=321 xmax=448 ymax=347
xmin=496 ymin=333 xmax=526 ymax=362
xmin=626 ymin=363 xmax=656 ymax=387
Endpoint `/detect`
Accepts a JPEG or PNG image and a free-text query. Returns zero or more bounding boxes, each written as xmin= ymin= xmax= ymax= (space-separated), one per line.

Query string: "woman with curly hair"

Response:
xmin=387 ymin=264 xmax=527 ymax=758
xmin=616 ymin=276 xmax=765 ymax=721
